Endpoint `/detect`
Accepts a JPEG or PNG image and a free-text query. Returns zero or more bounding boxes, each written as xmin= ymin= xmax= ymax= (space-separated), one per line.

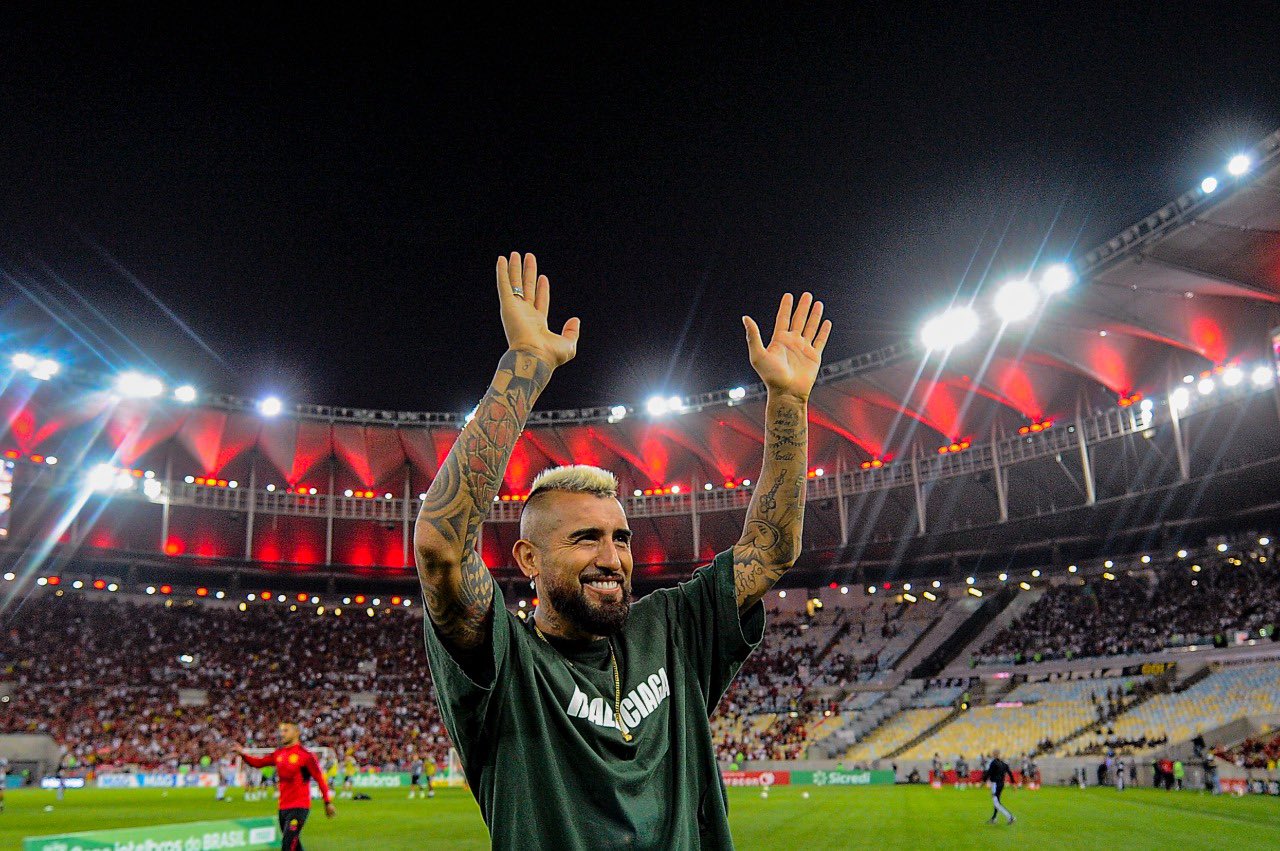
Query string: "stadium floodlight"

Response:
xmin=1251 ymin=365 xmax=1275 ymax=387
xmin=1138 ymin=398 xmax=1154 ymax=414
xmin=44 ymin=455 xmax=58 ymax=465
xmin=965 ymin=576 xmax=975 ymax=585
xmin=998 ymin=573 xmax=1008 ymax=581
xmin=115 ymin=371 xmax=164 ymax=399
xmin=667 ymin=395 xmax=686 ymax=413
xmin=10 ymin=352 xmax=36 ymax=371
xmin=1068 ymin=564 xmax=1078 ymax=573
xmin=1197 ymin=377 xmax=1214 ymax=395
xmin=994 ymin=279 xmax=1039 ymax=322
xmin=920 ymin=306 xmax=979 ymax=350
xmin=1260 ymin=537 xmax=1271 ymax=546
xmin=645 ymin=395 xmax=669 ymax=416
xmin=88 ymin=463 xmax=116 ymax=492
xmin=1227 ymin=154 xmax=1251 ymax=176
xmin=1039 ymin=263 xmax=1074 ymax=295
xmin=1200 ymin=176 xmax=1219 ymax=194
xmin=174 ymin=384 xmax=198 ymax=403
xmin=31 ymin=358 xmax=60 ymax=381
xmin=258 ymin=396 xmax=283 ymax=417
xmin=1170 ymin=387 xmax=1190 ymax=411
xmin=2 ymin=572 xmax=13 ymax=581
xmin=142 ymin=479 xmax=163 ymax=500
xmin=609 ymin=405 xmax=628 ymax=421
xmin=703 ymin=482 xmax=713 ymax=490
xmin=1222 ymin=366 xmax=1243 ymax=387
xmin=1030 ymin=569 xmax=1040 ymax=578
xmin=728 ymin=386 xmax=747 ymax=401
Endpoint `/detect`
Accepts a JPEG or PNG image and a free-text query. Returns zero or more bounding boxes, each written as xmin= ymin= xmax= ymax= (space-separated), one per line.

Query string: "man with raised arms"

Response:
xmin=416 ymin=252 xmax=832 ymax=849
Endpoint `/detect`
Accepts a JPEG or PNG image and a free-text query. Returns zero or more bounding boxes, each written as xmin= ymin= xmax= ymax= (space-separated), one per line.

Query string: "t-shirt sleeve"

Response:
xmin=655 ymin=549 xmax=765 ymax=715
xmin=422 ymin=592 xmax=512 ymax=760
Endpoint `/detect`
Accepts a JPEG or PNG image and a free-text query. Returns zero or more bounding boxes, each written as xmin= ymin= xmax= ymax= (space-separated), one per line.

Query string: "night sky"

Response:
xmin=2 ymin=6 xmax=1278 ymax=414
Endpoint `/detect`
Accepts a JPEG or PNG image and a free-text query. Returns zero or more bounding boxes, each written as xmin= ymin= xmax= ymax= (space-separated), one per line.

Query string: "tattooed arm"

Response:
xmin=415 ymin=252 xmax=580 ymax=652
xmin=732 ymin=293 xmax=833 ymax=612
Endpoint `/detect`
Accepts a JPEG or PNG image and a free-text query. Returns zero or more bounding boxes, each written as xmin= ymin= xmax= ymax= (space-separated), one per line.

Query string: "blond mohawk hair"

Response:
xmin=527 ymin=465 xmax=619 ymax=500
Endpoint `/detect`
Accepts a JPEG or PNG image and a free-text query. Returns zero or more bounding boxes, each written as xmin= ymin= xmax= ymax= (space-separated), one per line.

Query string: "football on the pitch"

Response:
xmin=760 ymin=789 xmax=768 ymax=799
xmin=801 ymin=791 xmax=810 ymax=799
xmin=44 ymin=805 xmax=54 ymax=812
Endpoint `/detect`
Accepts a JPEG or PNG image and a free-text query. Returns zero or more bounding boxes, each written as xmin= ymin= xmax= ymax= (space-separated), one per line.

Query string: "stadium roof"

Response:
xmin=5 ymin=130 xmax=1280 ymax=495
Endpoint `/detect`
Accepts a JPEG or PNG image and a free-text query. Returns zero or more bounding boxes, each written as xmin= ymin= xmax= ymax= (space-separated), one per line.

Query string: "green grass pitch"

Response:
xmin=5 ymin=784 xmax=1278 ymax=849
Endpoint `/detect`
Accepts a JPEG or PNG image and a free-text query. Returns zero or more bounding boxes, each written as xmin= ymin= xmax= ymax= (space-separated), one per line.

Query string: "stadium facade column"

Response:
xmin=325 ymin=458 xmax=335 ymax=565
xmin=402 ymin=466 xmax=412 ymax=568
xmin=990 ymin=422 xmax=1009 ymax=522
xmin=160 ymin=455 xmax=172 ymax=554
xmin=1166 ymin=388 xmax=1191 ymax=481
xmin=1075 ymin=398 xmax=1097 ymax=504
xmin=690 ymin=475 xmax=700 ymax=560
xmin=911 ymin=445 xmax=927 ymax=536
xmin=243 ymin=462 xmax=256 ymax=562
xmin=835 ymin=456 xmax=848 ymax=546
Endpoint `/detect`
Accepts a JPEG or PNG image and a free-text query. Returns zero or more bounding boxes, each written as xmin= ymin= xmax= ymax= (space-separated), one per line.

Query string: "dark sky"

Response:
xmin=2 ymin=6 xmax=1278 ymax=413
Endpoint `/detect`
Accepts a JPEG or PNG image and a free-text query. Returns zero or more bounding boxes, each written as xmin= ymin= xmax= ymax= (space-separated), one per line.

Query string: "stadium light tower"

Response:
xmin=258 ymin=396 xmax=283 ymax=417
xmin=1227 ymin=154 xmax=1251 ymax=176
xmin=115 ymin=371 xmax=164 ymax=399
xmin=920 ymin=306 xmax=979 ymax=350
xmin=993 ymin=279 xmax=1039 ymax=322
xmin=1040 ymin=263 xmax=1074 ymax=295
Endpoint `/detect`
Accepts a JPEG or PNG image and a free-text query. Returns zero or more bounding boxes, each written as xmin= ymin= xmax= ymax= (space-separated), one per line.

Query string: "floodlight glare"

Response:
xmin=994 ymin=279 xmax=1040 ymax=322
xmin=1197 ymin=377 xmax=1214 ymax=395
xmin=11 ymin=352 xmax=36 ymax=371
xmin=1170 ymin=387 xmax=1190 ymax=411
xmin=143 ymin=479 xmax=163 ymax=500
xmin=31 ymin=359 xmax=60 ymax=381
xmin=667 ymin=395 xmax=686 ymax=413
xmin=258 ymin=396 xmax=283 ymax=417
xmin=1227 ymin=154 xmax=1251 ymax=176
xmin=1200 ymin=176 xmax=1218 ymax=194
xmin=1139 ymin=398 xmax=1154 ymax=413
xmin=728 ymin=386 xmax=747 ymax=401
xmin=1222 ymin=366 xmax=1243 ymax=387
xmin=609 ymin=404 xmax=627 ymax=420
xmin=1040 ymin=263 xmax=1074 ymax=295
xmin=88 ymin=464 xmax=116 ymax=492
xmin=646 ymin=396 xmax=669 ymax=416
xmin=1251 ymin=365 xmax=1275 ymax=387
xmin=115 ymin=371 xmax=164 ymax=399
xmin=174 ymin=384 xmax=198 ymax=403
xmin=920 ymin=306 xmax=980 ymax=350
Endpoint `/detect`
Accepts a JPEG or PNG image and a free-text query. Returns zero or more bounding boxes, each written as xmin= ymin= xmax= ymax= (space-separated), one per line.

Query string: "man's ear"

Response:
xmin=513 ymin=539 xmax=539 ymax=579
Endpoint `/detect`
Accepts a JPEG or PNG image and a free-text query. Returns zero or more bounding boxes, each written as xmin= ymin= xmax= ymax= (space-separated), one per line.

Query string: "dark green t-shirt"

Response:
xmin=424 ymin=550 xmax=764 ymax=850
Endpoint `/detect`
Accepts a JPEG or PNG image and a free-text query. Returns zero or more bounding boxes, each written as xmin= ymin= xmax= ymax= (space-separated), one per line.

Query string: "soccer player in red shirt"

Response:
xmin=237 ymin=722 xmax=336 ymax=850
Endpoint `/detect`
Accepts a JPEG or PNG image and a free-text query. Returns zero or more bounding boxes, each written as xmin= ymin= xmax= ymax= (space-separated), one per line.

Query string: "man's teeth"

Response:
xmin=586 ymin=579 xmax=621 ymax=589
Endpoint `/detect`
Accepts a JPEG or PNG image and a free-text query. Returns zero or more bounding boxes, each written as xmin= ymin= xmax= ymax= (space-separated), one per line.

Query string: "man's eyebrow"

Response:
xmin=567 ymin=527 xmax=633 ymax=539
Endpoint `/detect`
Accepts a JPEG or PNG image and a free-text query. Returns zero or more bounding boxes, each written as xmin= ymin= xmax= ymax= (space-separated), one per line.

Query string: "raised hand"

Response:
xmin=742 ymin=293 xmax=832 ymax=402
xmin=496 ymin=252 xmax=580 ymax=369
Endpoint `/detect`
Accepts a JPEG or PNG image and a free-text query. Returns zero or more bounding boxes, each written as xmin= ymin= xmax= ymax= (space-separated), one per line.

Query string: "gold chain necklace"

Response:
xmin=533 ymin=620 xmax=633 ymax=742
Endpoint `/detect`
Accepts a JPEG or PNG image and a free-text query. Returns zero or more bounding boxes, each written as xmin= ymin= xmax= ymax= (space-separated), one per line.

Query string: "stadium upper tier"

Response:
xmin=976 ymin=542 xmax=1280 ymax=665
xmin=2 ymin=128 xmax=1280 ymax=577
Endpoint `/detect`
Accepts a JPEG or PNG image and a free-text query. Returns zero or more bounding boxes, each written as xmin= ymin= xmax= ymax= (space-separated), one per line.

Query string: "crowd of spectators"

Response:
xmin=976 ymin=537 xmax=1279 ymax=664
xmin=1216 ymin=731 xmax=1280 ymax=770
xmin=1 ymin=595 xmax=451 ymax=773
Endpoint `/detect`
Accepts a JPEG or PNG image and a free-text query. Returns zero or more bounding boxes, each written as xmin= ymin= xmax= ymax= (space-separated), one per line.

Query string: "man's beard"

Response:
xmin=544 ymin=575 xmax=631 ymax=636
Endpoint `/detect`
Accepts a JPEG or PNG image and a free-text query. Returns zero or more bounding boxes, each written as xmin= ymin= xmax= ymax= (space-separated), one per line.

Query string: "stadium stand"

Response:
xmin=1 ymin=596 xmax=451 ymax=772
xmin=1073 ymin=662 xmax=1280 ymax=756
xmin=976 ymin=539 xmax=1279 ymax=664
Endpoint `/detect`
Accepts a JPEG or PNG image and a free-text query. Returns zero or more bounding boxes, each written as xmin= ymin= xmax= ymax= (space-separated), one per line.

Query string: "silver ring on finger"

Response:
xmin=512 ymin=287 xmax=524 ymax=296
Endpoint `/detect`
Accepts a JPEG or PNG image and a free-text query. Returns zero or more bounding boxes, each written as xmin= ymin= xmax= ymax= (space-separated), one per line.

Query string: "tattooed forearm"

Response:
xmin=415 ymin=349 xmax=553 ymax=649
xmin=733 ymin=394 xmax=808 ymax=612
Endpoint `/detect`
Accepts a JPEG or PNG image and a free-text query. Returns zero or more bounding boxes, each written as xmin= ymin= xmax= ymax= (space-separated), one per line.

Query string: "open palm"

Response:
xmin=496 ymin=252 xmax=580 ymax=368
xmin=743 ymin=292 xmax=832 ymax=401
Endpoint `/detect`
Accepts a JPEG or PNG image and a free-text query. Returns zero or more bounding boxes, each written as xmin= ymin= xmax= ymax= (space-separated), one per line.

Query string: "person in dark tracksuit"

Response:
xmin=984 ymin=750 xmax=1016 ymax=825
